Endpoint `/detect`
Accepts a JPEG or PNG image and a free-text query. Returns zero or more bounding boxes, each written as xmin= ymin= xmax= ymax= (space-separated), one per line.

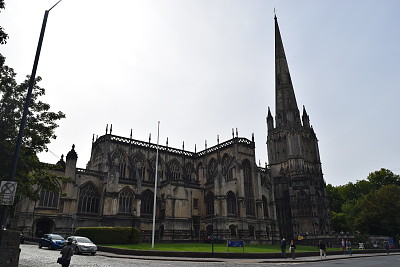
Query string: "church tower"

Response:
xmin=267 ymin=16 xmax=331 ymax=238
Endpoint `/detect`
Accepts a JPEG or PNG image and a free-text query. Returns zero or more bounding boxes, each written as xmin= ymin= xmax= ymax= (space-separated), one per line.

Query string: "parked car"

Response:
xmin=38 ymin=234 xmax=65 ymax=250
xmin=67 ymin=236 xmax=97 ymax=255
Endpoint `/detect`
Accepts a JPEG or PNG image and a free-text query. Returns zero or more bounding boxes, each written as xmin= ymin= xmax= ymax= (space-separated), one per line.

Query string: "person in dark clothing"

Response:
xmin=59 ymin=238 xmax=74 ymax=267
xmin=280 ymin=238 xmax=287 ymax=258
xmin=383 ymin=240 xmax=390 ymax=254
xmin=289 ymin=239 xmax=296 ymax=259
xmin=319 ymin=240 xmax=326 ymax=259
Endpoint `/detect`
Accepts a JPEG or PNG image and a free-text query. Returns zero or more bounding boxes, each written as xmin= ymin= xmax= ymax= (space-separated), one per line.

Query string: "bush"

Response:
xmin=74 ymin=227 xmax=141 ymax=244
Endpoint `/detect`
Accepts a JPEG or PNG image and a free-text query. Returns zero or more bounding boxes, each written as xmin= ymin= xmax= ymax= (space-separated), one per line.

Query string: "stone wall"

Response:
xmin=0 ymin=230 xmax=20 ymax=267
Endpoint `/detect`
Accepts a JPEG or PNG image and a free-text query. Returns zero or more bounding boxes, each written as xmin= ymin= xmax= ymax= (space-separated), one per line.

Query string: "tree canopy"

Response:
xmin=327 ymin=168 xmax=400 ymax=239
xmin=1 ymin=0 xmax=66 ymax=201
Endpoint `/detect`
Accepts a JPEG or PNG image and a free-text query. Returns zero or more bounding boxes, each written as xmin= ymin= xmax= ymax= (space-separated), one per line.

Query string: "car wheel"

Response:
xmin=91 ymin=252 xmax=96 ymax=255
xmin=38 ymin=242 xmax=42 ymax=249
xmin=74 ymin=246 xmax=81 ymax=254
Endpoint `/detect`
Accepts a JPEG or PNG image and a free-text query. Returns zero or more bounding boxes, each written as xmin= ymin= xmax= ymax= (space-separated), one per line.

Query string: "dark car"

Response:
xmin=38 ymin=234 xmax=65 ymax=250
xmin=67 ymin=236 xmax=97 ymax=255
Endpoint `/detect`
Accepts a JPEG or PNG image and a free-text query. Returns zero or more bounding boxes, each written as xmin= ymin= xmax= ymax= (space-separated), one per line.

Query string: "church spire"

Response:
xmin=274 ymin=16 xmax=301 ymax=127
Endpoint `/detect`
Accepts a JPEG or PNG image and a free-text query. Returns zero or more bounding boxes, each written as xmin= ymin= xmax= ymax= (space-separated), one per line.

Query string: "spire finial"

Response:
xmin=217 ymin=134 xmax=219 ymax=144
xmin=274 ymin=7 xmax=277 ymax=19
xmin=232 ymin=128 xmax=234 ymax=138
xmin=130 ymin=129 xmax=133 ymax=139
xmin=182 ymin=141 xmax=185 ymax=150
xmin=195 ymin=144 xmax=197 ymax=153
xmin=149 ymin=133 xmax=151 ymax=143
xmin=205 ymin=140 xmax=207 ymax=150
xmin=110 ymin=124 xmax=113 ymax=135
xmin=106 ymin=124 xmax=108 ymax=134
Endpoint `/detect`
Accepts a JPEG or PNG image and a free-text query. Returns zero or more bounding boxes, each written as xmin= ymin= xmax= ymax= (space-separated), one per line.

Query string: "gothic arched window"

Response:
xmin=118 ymin=187 xmax=135 ymax=213
xmin=140 ymin=189 xmax=154 ymax=215
xmin=39 ymin=190 xmax=59 ymax=208
xmin=262 ymin=195 xmax=269 ymax=218
xmin=77 ymin=183 xmax=100 ymax=214
xmin=222 ymin=154 xmax=233 ymax=180
xmin=184 ymin=162 xmax=196 ymax=181
xmin=243 ymin=159 xmax=254 ymax=216
xmin=207 ymin=158 xmax=218 ymax=183
xmin=227 ymin=191 xmax=237 ymax=215
xmin=168 ymin=160 xmax=181 ymax=180
xmin=112 ymin=149 xmax=127 ymax=179
xmin=205 ymin=192 xmax=215 ymax=216
xmin=150 ymin=156 xmax=164 ymax=182
xmin=130 ymin=153 xmax=146 ymax=181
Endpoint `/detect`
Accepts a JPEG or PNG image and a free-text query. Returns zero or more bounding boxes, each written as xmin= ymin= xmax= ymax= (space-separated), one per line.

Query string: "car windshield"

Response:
xmin=76 ymin=237 xmax=92 ymax=243
xmin=51 ymin=235 xmax=64 ymax=240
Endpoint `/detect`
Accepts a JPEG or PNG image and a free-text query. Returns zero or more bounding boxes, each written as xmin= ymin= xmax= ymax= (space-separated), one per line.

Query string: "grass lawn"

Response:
xmin=101 ymin=243 xmax=340 ymax=253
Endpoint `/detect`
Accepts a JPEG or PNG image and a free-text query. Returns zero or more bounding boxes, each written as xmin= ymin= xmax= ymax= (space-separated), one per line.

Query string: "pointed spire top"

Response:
xmin=130 ymin=129 xmax=133 ymax=139
xmin=92 ymin=134 xmax=95 ymax=143
xmin=166 ymin=137 xmax=169 ymax=147
xmin=195 ymin=144 xmax=197 ymax=153
xmin=232 ymin=128 xmax=234 ymax=138
xmin=205 ymin=140 xmax=207 ymax=150
xmin=275 ymin=15 xmax=301 ymax=127
xmin=106 ymin=124 xmax=108 ymax=134
xmin=236 ymin=128 xmax=238 ymax=137
xmin=149 ymin=133 xmax=151 ymax=143
xmin=217 ymin=134 xmax=219 ymax=144
xmin=182 ymin=141 xmax=185 ymax=150
xmin=110 ymin=124 xmax=113 ymax=135
xmin=303 ymin=105 xmax=308 ymax=116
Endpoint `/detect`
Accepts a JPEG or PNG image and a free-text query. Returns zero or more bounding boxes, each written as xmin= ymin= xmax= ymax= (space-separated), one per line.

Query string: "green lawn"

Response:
xmin=101 ymin=243 xmax=338 ymax=253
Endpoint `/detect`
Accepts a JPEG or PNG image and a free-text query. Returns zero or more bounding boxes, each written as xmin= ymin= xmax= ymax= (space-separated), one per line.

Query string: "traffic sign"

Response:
xmin=0 ymin=181 xmax=18 ymax=205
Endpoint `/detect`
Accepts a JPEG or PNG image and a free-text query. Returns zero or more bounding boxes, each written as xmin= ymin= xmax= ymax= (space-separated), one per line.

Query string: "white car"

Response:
xmin=67 ymin=236 xmax=97 ymax=255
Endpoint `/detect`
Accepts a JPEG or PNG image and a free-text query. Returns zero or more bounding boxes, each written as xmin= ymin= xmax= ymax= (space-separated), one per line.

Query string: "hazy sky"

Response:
xmin=1 ymin=0 xmax=399 ymax=186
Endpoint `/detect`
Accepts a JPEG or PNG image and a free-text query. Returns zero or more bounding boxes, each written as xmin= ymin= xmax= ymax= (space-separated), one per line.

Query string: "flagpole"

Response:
xmin=151 ymin=121 xmax=160 ymax=249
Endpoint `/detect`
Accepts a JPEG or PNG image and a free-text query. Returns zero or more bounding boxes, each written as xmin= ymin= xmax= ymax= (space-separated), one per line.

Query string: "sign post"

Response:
xmin=0 ymin=181 xmax=18 ymax=206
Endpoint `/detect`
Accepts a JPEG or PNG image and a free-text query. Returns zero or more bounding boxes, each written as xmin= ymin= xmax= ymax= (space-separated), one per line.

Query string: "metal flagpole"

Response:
xmin=151 ymin=121 xmax=160 ymax=249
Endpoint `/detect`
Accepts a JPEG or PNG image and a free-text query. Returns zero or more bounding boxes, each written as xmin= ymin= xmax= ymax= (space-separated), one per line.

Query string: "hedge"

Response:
xmin=74 ymin=227 xmax=141 ymax=244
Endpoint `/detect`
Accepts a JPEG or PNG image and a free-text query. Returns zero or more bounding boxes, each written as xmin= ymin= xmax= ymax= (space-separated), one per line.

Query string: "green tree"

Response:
xmin=367 ymin=168 xmax=400 ymax=191
xmin=353 ymin=185 xmax=400 ymax=237
xmin=1 ymin=0 xmax=66 ymax=201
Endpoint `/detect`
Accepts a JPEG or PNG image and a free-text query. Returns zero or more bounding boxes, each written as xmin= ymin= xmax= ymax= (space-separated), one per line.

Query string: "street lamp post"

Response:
xmin=0 ymin=0 xmax=62 ymax=230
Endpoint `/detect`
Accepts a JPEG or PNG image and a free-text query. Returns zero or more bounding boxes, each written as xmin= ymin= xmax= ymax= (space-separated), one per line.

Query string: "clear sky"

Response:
xmin=1 ymin=0 xmax=399 ymax=186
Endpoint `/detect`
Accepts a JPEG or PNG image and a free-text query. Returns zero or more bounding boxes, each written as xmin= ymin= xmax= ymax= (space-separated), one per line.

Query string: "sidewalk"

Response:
xmin=95 ymin=250 xmax=400 ymax=264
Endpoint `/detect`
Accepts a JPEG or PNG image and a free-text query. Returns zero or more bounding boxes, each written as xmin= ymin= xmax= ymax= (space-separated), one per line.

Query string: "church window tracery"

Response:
xmin=243 ymin=159 xmax=255 ymax=216
xmin=140 ymin=189 xmax=154 ymax=215
xmin=222 ymin=154 xmax=233 ymax=180
xmin=118 ymin=187 xmax=135 ymax=213
xmin=207 ymin=158 xmax=218 ymax=183
xmin=77 ymin=182 xmax=100 ymax=214
xmin=168 ymin=159 xmax=181 ymax=180
xmin=205 ymin=192 xmax=215 ymax=216
xmin=38 ymin=190 xmax=59 ymax=208
xmin=226 ymin=191 xmax=237 ymax=215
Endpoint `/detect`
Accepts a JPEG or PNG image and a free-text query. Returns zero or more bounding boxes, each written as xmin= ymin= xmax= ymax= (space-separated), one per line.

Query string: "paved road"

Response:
xmin=19 ymin=243 xmax=400 ymax=267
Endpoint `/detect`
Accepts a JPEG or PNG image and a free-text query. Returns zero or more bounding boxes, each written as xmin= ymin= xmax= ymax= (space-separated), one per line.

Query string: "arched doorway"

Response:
xmin=35 ymin=218 xmax=54 ymax=238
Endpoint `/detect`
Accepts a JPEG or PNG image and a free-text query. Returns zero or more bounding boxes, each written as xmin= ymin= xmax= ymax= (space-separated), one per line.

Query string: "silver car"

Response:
xmin=67 ymin=236 xmax=97 ymax=255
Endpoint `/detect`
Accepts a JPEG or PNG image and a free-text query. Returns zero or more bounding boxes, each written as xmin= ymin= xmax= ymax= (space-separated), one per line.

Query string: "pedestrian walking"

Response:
xmin=318 ymin=240 xmax=327 ymax=259
xmin=345 ymin=239 xmax=352 ymax=255
xmin=383 ymin=239 xmax=390 ymax=254
xmin=289 ymin=239 xmax=296 ymax=259
xmin=280 ymin=238 xmax=287 ymax=258
xmin=341 ymin=239 xmax=346 ymax=255
xmin=58 ymin=237 xmax=74 ymax=267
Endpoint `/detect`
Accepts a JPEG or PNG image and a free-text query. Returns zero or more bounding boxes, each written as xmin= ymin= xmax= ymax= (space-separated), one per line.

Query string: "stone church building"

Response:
xmin=11 ymin=16 xmax=331 ymax=243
